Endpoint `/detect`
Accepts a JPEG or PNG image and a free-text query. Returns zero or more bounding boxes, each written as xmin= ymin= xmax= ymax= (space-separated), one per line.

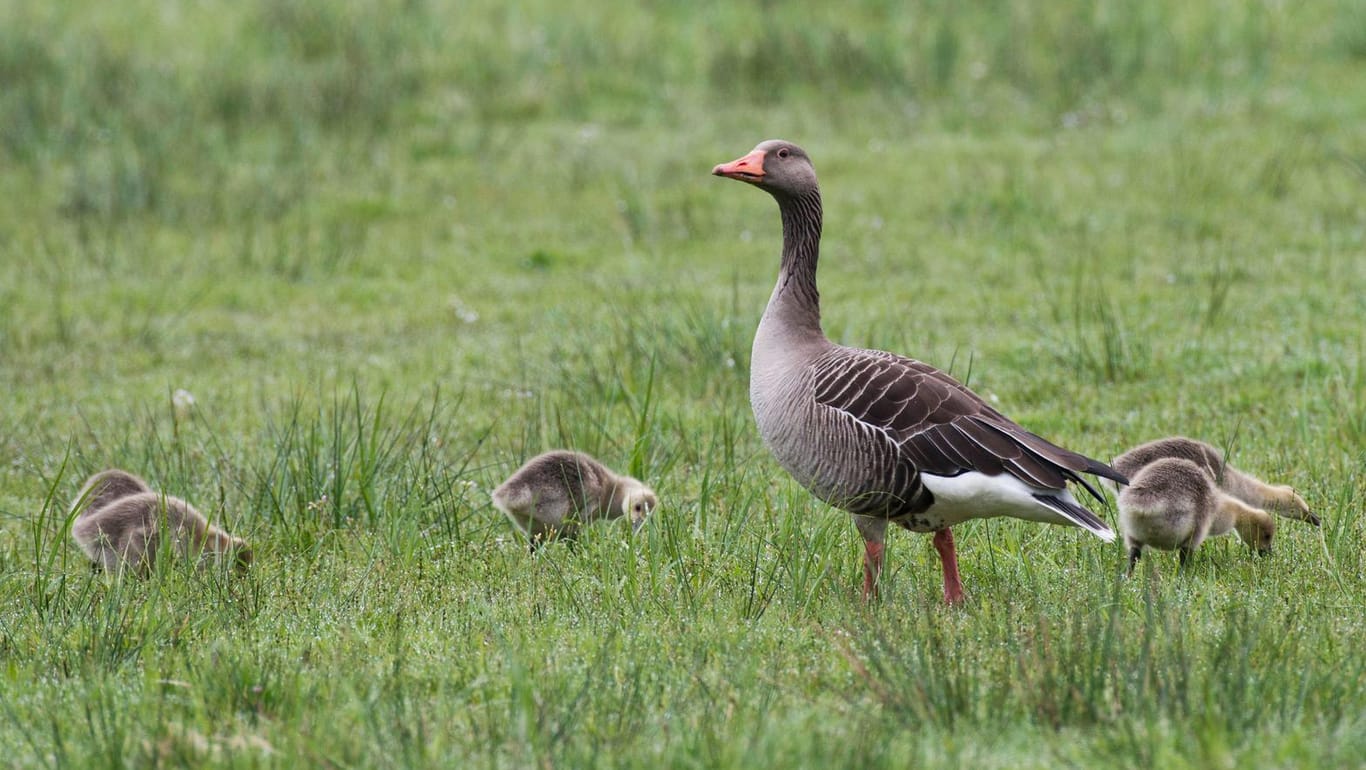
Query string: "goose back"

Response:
xmin=1112 ymin=437 xmax=1227 ymax=485
xmin=72 ymin=491 xmax=251 ymax=575
xmin=71 ymin=469 xmax=153 ymax=519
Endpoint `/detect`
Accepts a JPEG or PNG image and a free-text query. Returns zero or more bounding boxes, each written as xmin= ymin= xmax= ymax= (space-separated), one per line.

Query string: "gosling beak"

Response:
xmin=712 ymin=149 xmax=767 ymax=183
xmin=631 ymin=516 xmax=648 ymax=535
xmin=1306 ymin=512 xmax=1321 ymax=527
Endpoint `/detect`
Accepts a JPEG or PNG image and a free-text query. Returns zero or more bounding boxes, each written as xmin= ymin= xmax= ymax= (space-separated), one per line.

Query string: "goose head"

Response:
xmin=713 ymin=140 xmax=818 ymax=198
xmin=1236 ymin=514 xmax=1276 ymax=557
xmin=231 ymin=539 xmax=254 ymax=574
xmin=1273 ymin=486 xmax=1320 ymax=527
xmin=621 ymin=485 xmax=658 ymax=534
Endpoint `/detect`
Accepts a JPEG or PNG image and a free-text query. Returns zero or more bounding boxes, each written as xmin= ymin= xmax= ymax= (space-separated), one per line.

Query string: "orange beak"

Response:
xmin=712 ymin=149 xmax=767 ymax=183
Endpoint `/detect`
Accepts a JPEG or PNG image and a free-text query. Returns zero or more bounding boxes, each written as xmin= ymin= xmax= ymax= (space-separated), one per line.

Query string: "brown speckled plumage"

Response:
xmin=70 ymin=469 xmax=153 ymax=520
xmin=491 ymin=450 xmax=657 ymax=550
xmin=70 ymin=470 xmax=252 ymax=576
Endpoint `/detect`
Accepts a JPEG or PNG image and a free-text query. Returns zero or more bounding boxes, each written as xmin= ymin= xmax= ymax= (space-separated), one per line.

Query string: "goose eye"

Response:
xmin=776 ymin=148 xmax=790 ymax=159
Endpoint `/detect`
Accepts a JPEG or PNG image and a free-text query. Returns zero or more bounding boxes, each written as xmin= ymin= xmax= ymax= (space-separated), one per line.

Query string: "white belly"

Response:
xmin=919 ymin=472 xmax=1078 ymax=528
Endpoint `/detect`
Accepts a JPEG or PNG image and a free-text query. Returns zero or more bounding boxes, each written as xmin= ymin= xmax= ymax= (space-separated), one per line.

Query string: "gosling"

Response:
xmin=69 ymin=468 xmax=153 ymax=519
xmin=70 ymin=470 xmax=253 ymax=576
xmin=491 ymin=450 xmax=657 ymax=551
xmin=1119 ymin=457 xmax=1277 ymax=574
xmin=1111 ymin=436 xmax=1319 ymax=527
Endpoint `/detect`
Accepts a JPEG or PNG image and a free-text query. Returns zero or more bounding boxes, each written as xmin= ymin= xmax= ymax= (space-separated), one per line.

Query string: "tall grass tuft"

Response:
xmin=246 ymin=385 xmax=487 ymax=546
xmin=1045 ymin=274 xmax=1149 ymax=384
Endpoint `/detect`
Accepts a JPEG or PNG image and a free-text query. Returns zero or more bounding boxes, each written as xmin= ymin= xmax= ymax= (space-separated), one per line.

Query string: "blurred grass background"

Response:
xmin=1 ymin=0 xmax=1364 ymax=767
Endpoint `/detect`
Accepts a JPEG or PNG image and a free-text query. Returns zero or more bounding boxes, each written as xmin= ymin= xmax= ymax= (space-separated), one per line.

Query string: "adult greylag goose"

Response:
xmin=712 ymin=139 xmax=1126 ymax=604
xmin=1109 ymin=436 xmax=1319 ymax=527
xmin=1118 ymin=457 xmax=1276 ymax=573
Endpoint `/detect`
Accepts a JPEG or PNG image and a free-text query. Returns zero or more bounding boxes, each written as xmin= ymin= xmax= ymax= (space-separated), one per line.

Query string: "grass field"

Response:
xmin=2 ymin=0 xmax=1365 ymax=766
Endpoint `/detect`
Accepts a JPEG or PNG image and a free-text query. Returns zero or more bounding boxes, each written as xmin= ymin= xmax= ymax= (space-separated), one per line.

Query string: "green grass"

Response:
xmin=2 ymin=0 xmax=1365 ymax=766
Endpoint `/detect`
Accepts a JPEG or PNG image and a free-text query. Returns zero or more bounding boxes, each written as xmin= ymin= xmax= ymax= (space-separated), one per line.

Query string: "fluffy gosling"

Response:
xmin=1111 ymin=436 xmax=1319 ymax=526
xmin=69 ymin=468 xmax=153 ymax=520
xmin=70 ymin=470 xmax=252 ymax=576
xmin=491 ymin=450 xmax=657 ymax=551
xmin=1118 ymin=457 xmax=1276 ymax=574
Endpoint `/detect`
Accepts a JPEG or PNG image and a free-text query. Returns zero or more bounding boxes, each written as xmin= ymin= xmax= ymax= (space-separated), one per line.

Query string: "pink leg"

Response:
xmin=933 ymin=528 xmax=965 ymax=605
xmin=862 ymin=541 xmax=885 ymax=601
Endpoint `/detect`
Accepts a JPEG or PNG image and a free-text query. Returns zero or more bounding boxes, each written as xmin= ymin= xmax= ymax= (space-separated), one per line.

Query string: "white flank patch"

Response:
xmin=920 ymin=472 xmax=1090 ymax=529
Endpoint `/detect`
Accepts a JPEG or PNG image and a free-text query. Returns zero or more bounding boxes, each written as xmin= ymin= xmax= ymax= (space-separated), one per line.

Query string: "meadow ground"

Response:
xmin=1 ymin=0 xmax=1364 ymax=767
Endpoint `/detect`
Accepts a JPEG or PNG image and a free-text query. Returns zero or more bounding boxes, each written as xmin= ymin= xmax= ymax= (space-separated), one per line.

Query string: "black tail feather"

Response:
xmin=1032 ymin=493 xmax=1116 ymax=542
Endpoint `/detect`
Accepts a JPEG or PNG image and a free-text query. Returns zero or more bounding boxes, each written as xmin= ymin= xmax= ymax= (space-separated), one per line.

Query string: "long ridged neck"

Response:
xmin=768 ymin=188 xmax=824 ymax=335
